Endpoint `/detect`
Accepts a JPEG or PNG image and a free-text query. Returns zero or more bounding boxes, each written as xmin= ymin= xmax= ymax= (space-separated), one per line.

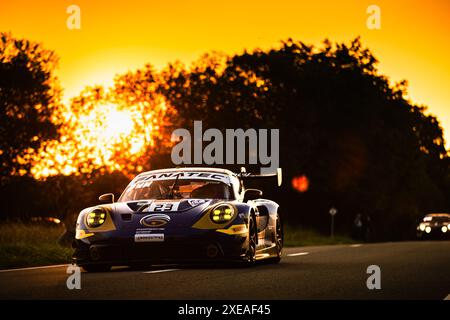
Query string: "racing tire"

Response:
xmin=242 ymin=214 xmax=257 ymax=266
xmin=268 ymin=215 xmax=283 ymax=263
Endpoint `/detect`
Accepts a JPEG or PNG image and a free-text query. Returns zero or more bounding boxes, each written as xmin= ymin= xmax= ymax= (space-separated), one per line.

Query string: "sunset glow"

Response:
xmin=98 ymin=106 xmax=135 ymax=140
xmin=28 ymin=102 xmax=151 ymax=179
xmin=2 ymin=0 xmax=450 ymax=179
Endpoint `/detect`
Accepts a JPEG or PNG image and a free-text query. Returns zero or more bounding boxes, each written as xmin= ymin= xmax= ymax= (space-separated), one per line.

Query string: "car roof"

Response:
xmin=425 ymin=213 xmax=450 ymax=217
xmin=137 ymin=167 xmax=236 ymax=177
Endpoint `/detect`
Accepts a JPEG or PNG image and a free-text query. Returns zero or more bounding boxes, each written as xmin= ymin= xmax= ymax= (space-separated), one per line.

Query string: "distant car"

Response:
xmin=73 ymin=167 xmax=283 ymax=272
xmin=417 ymin=213 xmax=450 ymax=239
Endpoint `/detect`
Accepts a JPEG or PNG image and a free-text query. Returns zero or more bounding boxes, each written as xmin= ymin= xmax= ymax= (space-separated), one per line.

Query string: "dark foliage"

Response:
xmin=0 ymin=33 xmax=61 ymax=181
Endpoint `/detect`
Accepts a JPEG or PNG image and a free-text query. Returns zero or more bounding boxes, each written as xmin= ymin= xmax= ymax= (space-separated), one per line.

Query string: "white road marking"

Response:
xmin=0 ymin=264 xmax=69 ymax=273
xmin=144 ymin=268 xmax=179 ymax=274
xmin=287 ymin=252 xmax=309 ymax=257
xmin=349 ymin=244 xmax=363 ymax=248
xmin=444 ymin=294 xmax=450 ymax=300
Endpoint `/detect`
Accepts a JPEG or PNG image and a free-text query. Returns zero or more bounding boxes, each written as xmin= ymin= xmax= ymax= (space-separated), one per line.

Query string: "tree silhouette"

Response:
xmin=0 ymin=33 xmax=62 ymax=182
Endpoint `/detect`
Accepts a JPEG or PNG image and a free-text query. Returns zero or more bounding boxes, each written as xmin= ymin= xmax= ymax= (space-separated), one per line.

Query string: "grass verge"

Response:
xmin=0 ymin=222 xmax=72 ymax=269
xmin=283 ymin=225 xmax=355 ymax=247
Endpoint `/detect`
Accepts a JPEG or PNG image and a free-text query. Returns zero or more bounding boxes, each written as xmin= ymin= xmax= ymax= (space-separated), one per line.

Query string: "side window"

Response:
xmin=238 ymin=181 xmax=245 ymax=200
xmin=231 ymin=176 xmax=244 ymax=200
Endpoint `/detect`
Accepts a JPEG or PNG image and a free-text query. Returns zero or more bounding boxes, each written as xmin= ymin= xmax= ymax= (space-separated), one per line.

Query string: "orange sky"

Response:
xmin=1 ymin=0 xmax=450 ymax=147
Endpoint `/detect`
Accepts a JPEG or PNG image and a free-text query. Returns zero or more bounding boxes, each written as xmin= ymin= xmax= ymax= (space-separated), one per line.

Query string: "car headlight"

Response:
xmin=441 ymin=226 xmax=448 ymax=233
xmin=86 ymin=208 xmax=107 ymax=228
xmin=210 ymin=204 xmax=235 ymax=224
xmin=419 ymin=223 xmax=426 ymax=231
xmin=425 ymin=226 xmax=432 ymax=233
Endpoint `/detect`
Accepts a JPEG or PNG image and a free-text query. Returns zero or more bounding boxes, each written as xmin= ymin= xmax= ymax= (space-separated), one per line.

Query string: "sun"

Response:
xmin=73 ymin=103 xmax=137 ymax=150
xmin=28 ymin=102 xmax=152 ymax=179
xmin=102 ymin=106 xmax=135 ymax=139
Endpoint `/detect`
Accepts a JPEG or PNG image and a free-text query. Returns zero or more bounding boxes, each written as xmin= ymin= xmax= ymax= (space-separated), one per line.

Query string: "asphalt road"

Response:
xmin=1 ymin=241 xmax=449 ymax=300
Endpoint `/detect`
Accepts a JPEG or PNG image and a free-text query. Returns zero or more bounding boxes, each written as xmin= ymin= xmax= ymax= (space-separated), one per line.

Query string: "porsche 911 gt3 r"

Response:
xmin=73 ymin=167 xmax=283 ymax=272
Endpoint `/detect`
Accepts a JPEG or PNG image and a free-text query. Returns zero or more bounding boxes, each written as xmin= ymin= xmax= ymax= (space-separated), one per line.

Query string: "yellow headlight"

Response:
xmin=210 ymin=204 xmax=235 ymax=224
xmin=86 ymin=208 xmax=107 ymax=228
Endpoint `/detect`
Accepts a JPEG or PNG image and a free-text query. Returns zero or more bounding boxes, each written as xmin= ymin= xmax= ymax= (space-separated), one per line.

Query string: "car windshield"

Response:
xmin=119 ymin=179 xmax=234 ymax=202
xmin=423 ymin=216 xmax=450 ymax=223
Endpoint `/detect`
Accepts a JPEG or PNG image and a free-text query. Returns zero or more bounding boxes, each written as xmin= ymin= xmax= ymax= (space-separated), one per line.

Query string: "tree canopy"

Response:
xmin=0 ymin=33 xmax=62 ymax=182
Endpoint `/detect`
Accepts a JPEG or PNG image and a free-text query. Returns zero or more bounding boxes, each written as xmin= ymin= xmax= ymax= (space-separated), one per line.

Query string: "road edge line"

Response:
xmin=144 ymin=268 xmax=180 ymax=274
xmin=286 ymin=252 xmax=309 ymax=257
xmin=0 ymin=264 xmax=69 ymax=273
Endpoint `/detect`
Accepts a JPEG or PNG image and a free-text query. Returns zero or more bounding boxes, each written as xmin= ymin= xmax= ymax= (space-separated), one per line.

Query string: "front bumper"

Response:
xmin=417 ymin=226 xmax=449 ymax=238
xmin=73 ymin=229 xmax=248 ymax=266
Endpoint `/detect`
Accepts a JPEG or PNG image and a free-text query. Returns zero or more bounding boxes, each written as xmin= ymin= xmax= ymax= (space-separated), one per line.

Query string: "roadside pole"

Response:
xmin=329 ymin=207 xmax=338 ymax=238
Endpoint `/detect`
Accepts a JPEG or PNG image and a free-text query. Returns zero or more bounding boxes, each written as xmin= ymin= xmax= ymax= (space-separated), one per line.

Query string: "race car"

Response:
xmin=73 ymin=167 xmax=283 ymax=272
xmin=417 ymin=213 xmax=450 ymax=239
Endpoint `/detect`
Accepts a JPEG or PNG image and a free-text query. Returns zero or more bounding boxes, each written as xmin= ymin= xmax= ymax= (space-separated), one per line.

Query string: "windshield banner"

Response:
xmin=130 ymin=171 xmax=230 ymax=189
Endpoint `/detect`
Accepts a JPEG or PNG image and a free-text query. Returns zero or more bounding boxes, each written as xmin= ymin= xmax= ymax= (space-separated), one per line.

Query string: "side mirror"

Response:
xmin=244 ymin=189 xmax=263 ymax=202
xmin=99 ymin=193 xmax=114 ymax=203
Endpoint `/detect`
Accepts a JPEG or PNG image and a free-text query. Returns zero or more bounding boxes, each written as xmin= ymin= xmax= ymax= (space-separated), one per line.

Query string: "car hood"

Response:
xmin=122 ymin=199 xmax=216 ymax=212
xmin=107 ymin=199 xmax=224 ymax=229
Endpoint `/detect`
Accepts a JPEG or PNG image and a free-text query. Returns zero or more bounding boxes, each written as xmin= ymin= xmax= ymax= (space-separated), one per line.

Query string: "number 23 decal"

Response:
xmin=148 ymin=202 xmax=179 ymax=212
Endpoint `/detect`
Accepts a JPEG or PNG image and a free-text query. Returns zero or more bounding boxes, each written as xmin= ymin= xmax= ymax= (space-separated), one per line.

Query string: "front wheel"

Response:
xmin=268 ymin=215 xmax=283 ymax=264
xmin=242 ymin=214 xmax=257 ymax=266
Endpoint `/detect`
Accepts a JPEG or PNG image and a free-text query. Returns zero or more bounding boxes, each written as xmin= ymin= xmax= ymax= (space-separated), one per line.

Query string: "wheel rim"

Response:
xmin=247 ymin=218 xmax=256 ymax=262
xmin=275 ymin=218 xmax=282 ymax=255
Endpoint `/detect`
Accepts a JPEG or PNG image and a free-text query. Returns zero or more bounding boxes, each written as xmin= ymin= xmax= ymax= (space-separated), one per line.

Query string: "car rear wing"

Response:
xmin=237 ymin=167 xmax=282 ymax=187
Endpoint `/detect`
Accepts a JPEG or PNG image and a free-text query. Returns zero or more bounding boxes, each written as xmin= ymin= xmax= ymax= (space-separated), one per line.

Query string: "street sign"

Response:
xmin=329 ymin=207 xmax=337 ymax=238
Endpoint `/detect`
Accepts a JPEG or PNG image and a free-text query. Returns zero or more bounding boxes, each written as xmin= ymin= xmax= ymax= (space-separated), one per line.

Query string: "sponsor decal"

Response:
xmin=134 ymin=233 xmax=165 ymax=242
xmin=130 ymin=171 xmax=230 ymax=189
xmin=187 ymin=199 xmax=208 ymax=207
xmin=140 ymin=214 xmax=171 ymax=227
